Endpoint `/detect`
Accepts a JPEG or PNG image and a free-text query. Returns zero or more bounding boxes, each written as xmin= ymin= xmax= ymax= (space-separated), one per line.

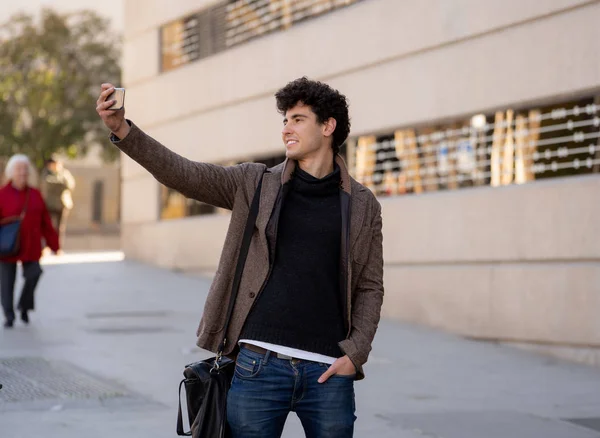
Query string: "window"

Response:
xmin=160 ymin=0 xmax=363 ymax=72
xmin=351 ymin=97 xmax=600 ymax=197
xmin=160 ymin=186 xmax=216 ymax=220
xmin=225 ymin=0 xmax=363 ymax=47
xmin=160 ymin=15 xmax=201 ymax=72
xmin=159 ymin=152 xmax=287 ymax=220
xmin=92 ymin=180 xmax=104 ymax=224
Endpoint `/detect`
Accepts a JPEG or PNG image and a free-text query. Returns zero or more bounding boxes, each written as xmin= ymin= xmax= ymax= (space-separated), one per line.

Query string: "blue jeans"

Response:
xmin=227 ymin=346 xmax=356 ymax=438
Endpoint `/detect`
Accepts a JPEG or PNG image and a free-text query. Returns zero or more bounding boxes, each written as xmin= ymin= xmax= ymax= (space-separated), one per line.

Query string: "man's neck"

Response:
xmin=297 ymin=155 xmax=335 ymax=179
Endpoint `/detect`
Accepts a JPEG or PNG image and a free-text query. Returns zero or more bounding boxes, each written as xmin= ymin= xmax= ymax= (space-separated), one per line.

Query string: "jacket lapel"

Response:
xmin=349 ymin=181 xmax=368 ymax=253
xmin=255 ymin=170 xmax=281 ymax=235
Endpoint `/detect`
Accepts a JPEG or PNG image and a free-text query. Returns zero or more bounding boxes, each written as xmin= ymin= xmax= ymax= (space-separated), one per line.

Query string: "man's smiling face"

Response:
xmin=282 ymin=102 xmax=331 ymax=161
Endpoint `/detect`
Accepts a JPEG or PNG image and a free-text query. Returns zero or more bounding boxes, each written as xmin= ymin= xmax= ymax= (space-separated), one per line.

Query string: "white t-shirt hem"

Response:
xmin=239 ymin=339 xmax=337 ymax=365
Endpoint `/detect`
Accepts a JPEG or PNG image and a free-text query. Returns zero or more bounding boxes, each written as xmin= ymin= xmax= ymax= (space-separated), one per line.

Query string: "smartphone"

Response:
xmin=107 ymin=88 xmax=125 ymax=110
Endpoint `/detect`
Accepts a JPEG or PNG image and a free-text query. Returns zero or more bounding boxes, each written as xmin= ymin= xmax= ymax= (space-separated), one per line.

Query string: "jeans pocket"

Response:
xmin=331 ymin=373 xmax=356 ymax=380
xmin=317 ymin=363 xmax=356 ymax=380
xmin=234 ymin=352 xmax=262 ymax=379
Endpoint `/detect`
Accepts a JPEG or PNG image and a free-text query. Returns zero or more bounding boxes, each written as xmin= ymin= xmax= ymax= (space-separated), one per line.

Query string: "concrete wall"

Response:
xmin=67 ymin=165 xmax=121 ymax=232
xmin=120 ymin=0 xmax=600 ymax=356
xmin=381 ymin=175 xmax=600 ymax=346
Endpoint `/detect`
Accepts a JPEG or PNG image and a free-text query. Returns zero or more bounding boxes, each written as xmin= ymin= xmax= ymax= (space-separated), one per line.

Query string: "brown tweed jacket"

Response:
xmin=112 ymin=122 xmax=384 ymax=379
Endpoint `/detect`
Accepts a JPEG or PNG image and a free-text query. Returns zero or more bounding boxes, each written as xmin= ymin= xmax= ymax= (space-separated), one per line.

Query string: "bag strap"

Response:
xmin=19 ymin=190 xmax=30 ymax=219
xmin=176 ymin=173 xmax=266 ymax=436
xmin=216 ymin=172 xmax=266 ymax=357
xmin=176 ymin=379 xmax=192 ymax=436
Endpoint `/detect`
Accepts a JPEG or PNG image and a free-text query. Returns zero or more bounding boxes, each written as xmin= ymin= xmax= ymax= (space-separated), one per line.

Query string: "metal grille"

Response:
xmin=160 ymin=0 xmax=363 ymax=71
xmin=0 ymin=365 xmax=56 ymax=403
xmin=225 ymin=0 xmax=363 ymax=47
xmin=352 ymin=97 xmax=600 ymax=196
xmin=0 ymin=357 xmax=128 ymax=404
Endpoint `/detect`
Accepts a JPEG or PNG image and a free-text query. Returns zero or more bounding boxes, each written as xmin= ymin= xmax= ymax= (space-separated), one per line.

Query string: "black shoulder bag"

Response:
xmin=177 ymin=174 xmax=265 ymax=438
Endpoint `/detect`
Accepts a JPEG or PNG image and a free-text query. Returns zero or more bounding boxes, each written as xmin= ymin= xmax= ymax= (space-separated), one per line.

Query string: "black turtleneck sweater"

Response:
xmin=241 ymin=165 xmax=345 ymax=358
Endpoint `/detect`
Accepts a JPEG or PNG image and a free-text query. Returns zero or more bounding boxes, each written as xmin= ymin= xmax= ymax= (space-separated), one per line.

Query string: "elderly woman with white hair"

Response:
xmin=0 ymin=154 xmax=59 ymax=328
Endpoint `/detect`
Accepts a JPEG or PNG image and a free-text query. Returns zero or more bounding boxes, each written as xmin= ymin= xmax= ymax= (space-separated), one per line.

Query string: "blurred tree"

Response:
xmin=0 ymin=8 xmax=121 ymax=168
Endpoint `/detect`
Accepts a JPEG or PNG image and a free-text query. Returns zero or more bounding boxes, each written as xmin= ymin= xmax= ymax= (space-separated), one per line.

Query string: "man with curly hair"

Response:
xmin=96 ymin=77 xmax=384 ymax=438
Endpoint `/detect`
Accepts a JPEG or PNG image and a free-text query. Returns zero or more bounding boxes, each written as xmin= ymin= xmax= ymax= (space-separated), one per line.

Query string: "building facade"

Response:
xmin=121 ymin=0 xmax=600 ymax=363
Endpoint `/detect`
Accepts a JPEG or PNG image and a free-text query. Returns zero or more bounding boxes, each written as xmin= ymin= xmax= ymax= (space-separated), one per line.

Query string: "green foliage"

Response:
xmin=0 ymin=8 xmax=121 ymax=168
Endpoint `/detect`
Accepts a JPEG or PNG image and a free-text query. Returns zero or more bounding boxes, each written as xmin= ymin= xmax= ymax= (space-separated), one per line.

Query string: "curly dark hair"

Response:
xmin=275 ymin=77 xmax=350 ymax=155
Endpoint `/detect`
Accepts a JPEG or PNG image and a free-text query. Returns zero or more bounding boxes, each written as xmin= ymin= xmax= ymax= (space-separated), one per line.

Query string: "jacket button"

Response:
xmin=249 ymin=292 xmax=256 ymax=298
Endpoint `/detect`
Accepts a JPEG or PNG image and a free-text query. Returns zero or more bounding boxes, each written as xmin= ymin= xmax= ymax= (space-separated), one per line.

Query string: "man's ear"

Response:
xmin=323 ymin=118 xmax=337 ymax=138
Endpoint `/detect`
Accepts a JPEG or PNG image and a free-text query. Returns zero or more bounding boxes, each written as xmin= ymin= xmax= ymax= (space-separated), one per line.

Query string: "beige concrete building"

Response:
xmin=120 ymin=0 xmax=600 ymax=363
xmin=53 ymin=150 xmax=121 ymax=237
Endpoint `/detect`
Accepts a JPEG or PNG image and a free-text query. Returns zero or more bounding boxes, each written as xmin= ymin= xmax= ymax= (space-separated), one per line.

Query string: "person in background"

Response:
xmin=0 ymin=155 xmax=60 ymax=328
xmin=40 ymin=157 xmax=75 ymax=247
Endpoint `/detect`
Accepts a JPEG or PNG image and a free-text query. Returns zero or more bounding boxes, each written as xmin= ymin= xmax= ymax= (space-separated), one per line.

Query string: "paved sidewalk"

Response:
xmin=1 ymin=253 xmax=600 ymax=438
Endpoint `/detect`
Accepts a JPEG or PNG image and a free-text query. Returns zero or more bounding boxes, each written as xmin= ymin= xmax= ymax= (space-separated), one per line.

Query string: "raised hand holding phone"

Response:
xmin=96 ymin=83 xmax=130 ymax=140
xmin=107 ymin=87 xmax=125 ymax=110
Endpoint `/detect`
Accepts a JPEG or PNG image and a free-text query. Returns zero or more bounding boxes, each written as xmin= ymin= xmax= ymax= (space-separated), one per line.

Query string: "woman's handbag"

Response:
xmin=0 ymin=190 xmax=30 ymax=257
xmin=177 ymin=174 xmax=265 ymax=438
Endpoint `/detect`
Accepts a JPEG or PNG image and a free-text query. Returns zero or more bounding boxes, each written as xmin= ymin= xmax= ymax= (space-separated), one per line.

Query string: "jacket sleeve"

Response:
xmin=40 ymin=197 xmax=60 ymax=252
xmin=339 ymin=200 xmax=384 ymax=371
xmin=111 ymin=121 xmax=250 ymax=210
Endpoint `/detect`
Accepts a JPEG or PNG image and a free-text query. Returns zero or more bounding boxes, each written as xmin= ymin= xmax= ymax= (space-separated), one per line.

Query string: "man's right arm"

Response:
xmin=111 ymin=121 xmax=248 ymax=210
xmin=96 ymin=83 xmax=249 ymax=210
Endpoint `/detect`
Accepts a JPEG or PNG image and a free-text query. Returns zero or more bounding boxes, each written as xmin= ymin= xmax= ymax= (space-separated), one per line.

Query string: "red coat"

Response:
xmin=0 ymin=183 xmax=60 ymax=262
